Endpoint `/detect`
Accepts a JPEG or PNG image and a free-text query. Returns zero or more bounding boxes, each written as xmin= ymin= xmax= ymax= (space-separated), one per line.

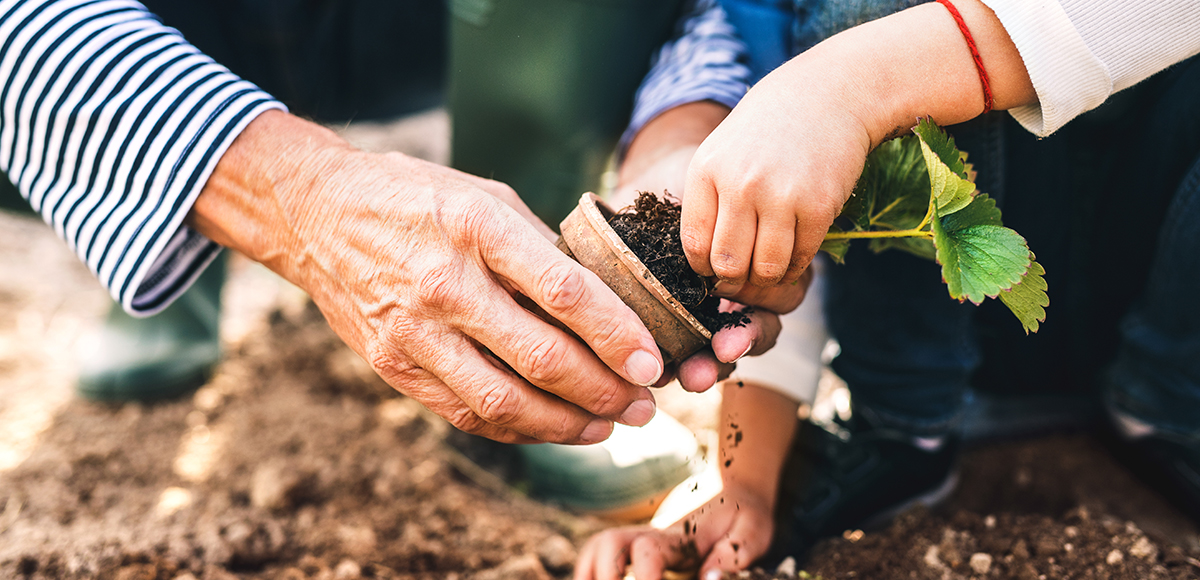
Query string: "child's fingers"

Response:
xmin=577 ymin=528 xmax=669 ymax=580
xmin=749 ymin=211 xmax=796 ymax=287
xmin=677 ymin=348 xmax=735 ymax=393
xmin=710 ymin=308 xmax=782 ymax=363
xmin=709 ymin=195 xmax=758 ymax=284
xmin=698 ymin=513 xmax=775 ymax=579
xmin=628 ymin=535 xmax=676 ymax=580
xmin=629 ymin=534 xmax=678 ymax=580
xmin=681 ymin=171 xmax=719 ymax=278
xmin=573 ymin=539 xmax=598 ymax=580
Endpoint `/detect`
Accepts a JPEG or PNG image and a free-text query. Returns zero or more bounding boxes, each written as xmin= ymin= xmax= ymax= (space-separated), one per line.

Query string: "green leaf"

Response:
xmin=817 ymin=118 xmax=1048 ymax=333
xmin=849 ymin=136 xmax=932 ymax=231
xmin=912 ymin=118 xmax=968 ymax=177
xmin=941 ymin=192 xmax=1003 ymax=229
xmin=913 ymin=118 xmax=975 ymax=216
xmin=998 ymin=255 xmax=1049 ymax=334
xmin=932 ymin=202 xmax=1031 ymax=305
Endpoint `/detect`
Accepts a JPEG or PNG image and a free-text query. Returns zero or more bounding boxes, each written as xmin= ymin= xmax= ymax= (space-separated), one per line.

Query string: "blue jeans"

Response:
xmin=825 ymin=55 xmax=1200 ymax=437
xmin=718 ymin=0 xmax=1200 ymax=437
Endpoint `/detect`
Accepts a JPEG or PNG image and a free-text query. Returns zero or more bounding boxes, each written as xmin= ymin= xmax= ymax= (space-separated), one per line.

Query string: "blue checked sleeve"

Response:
xmin=619 ymin=0 xmax=753 ymax=157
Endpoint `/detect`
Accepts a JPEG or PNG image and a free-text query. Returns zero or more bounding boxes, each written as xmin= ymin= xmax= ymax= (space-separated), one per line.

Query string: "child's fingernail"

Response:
xmin=712 ymin=281 xmax=742 ymax=296
xmin=735 ymin=340 xmax=754 ymax=361
xmin=704 ymin=569 xmax=723 ymax=580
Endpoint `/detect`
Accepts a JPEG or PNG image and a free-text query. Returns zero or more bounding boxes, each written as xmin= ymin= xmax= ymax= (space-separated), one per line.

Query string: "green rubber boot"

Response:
xmin=76 ymin=253 xmax=225 ymax=402
xmin=449 ymin=0 xmax=695 ymax=518
xmin=448 ymin=0 xmax=682 ymax=226
xmin=521 ymin=412 xmax=702 ymax=520
xmin=2 ymin=164 xmax=224 ymax=403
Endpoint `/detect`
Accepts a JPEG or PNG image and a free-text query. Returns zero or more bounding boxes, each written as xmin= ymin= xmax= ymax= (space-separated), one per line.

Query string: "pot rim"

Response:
xmin=577 ymin=192 xmax=712 ymax=341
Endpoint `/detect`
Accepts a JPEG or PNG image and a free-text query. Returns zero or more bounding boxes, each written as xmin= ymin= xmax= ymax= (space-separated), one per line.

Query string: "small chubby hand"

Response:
xmin=574 ymin=483 xmax=776 ymax=580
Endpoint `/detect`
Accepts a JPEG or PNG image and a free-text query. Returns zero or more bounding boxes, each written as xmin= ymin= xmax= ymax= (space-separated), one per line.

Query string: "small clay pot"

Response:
xmin=555 ymin=192 xmax=711 ymax=365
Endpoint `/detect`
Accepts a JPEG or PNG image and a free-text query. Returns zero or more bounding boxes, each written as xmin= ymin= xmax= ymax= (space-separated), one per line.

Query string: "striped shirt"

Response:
xmin=0 ymin=0 xmax=283 ymax=316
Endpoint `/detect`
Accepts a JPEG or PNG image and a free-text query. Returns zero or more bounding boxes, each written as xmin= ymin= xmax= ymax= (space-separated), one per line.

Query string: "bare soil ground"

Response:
xmin=1 ymin=111 xmax=1198 ymax=580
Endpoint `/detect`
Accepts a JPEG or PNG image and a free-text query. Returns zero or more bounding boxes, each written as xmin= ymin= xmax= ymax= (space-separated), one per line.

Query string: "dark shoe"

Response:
xmin=76 ymin=255 xmax=225 ymax=402
xmin=766 ymin=414 xmax=960 ymax=565
xmin=1105 ymin=406 xmax=1200 ymax=523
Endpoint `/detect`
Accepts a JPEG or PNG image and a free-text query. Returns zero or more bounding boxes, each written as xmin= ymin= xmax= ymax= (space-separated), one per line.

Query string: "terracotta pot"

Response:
xmin=555 ymin=192 xmax=711 ymax=365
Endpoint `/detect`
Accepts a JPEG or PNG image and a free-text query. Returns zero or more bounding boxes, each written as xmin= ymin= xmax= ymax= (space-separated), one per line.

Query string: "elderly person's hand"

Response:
xmin=189 ymin=110 xmax=665 ymax=444
xmin=613 ymin=102 xmax=802 ymax=392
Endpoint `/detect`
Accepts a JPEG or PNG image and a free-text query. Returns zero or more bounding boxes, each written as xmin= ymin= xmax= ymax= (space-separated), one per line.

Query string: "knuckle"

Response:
xmin=679 ymin=228 xmax=709 ymax=263
xmin=437 ymin=192 xmax=496 ymax=246
xmin=445 ymin=405 xmax=492 ymax=435
xmin=367 ymin=341 xmax=424 ymax=388
xmin=535 ymin=260 xmax=589 ymax=314
xmin=589 ymin=314 xmax=632 ymax=354
xmin=751 ymin=260 xmax=788 ymax=286
xmin=415 ymin=257 xmax=465 ymax=312
xmin=586 ymin=381 xmax=626 ymax=418
xmin=516 ymin=334 xmax=568 ymax=386
xmin=476 ymin=382 xmax=522 ymax=426
xmin=711 ymin=253 xmax=747 ymax=282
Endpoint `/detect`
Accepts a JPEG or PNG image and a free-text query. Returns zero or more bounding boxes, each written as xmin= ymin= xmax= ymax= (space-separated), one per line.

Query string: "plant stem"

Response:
xmin=823 ymin=229 xmax=934 ymax=241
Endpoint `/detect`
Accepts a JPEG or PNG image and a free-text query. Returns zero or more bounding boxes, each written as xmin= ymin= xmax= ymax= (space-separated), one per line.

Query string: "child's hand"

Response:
xmin=682 ymin=47 xmax=873 ymax=290
xmin=573 ymin=483 xmax=776 ymax=580
xmin=682 ymin=0 xmax=1036 ymax=290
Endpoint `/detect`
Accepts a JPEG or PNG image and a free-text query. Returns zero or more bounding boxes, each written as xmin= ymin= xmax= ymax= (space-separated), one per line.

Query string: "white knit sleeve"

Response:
xmin=0 ymin=0 xmax=285 ymax=315
xmin=983 ymin=0 xmax=1200 ymax=136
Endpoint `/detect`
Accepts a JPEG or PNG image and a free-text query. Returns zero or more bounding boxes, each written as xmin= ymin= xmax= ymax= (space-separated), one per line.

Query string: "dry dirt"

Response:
xmin=2 ymin=110 xmax=1199 ymax=580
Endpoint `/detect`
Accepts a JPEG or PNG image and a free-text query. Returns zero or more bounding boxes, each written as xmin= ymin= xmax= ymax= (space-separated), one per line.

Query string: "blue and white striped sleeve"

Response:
xmin=0 ymin=0 xmax=285 ymax=316
xmin=619 ymin=0 xmax=753 ymax=156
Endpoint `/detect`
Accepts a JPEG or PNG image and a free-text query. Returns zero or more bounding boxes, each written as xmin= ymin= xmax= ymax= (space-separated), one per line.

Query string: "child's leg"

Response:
xmin=1105 ymin=157 xmax=1200 ymax=437
xmin=1100 ymin=56 xmax=1200 ymax=440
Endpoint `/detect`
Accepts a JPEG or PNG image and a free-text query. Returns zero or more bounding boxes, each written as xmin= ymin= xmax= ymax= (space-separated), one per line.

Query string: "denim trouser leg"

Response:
xmin=1105 ymin=155 xmax=1200 ymax=436
xmin=1098 ymin=56 xmax=1200 ymax=437
xmin=825 ymin=247 xmax=982 ymax=435
xmin=826 ymin=53 xmax=1200 ymax=437
xmin=824 ymin=113 xmax=1010 ymax=436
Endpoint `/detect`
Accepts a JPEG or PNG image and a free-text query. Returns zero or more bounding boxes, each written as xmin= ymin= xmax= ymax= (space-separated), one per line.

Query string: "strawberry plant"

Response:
xmin=820 ymin=118 xmax=1048 ymax=333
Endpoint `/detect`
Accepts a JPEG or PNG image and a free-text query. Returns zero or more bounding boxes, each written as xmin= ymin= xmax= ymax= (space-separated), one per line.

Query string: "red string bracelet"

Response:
xmin=936 ymin=0 xmax=995 ymax=114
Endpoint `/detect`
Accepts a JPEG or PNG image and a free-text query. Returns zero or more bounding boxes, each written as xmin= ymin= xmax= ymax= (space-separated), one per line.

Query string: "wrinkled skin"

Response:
xmin=193 ymin=111 xmax=673 ymax=444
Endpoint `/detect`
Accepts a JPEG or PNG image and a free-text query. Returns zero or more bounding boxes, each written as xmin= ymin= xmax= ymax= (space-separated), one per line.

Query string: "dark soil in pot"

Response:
xmin=607 ymin=191 xmax=748 ymax=333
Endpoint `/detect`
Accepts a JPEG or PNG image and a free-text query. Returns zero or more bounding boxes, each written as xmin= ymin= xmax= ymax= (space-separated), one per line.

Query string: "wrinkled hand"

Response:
xmin=192 ymin=111 xmax=665 ymax=444
xmin=574 ymin=483 xmax=776 ymax=580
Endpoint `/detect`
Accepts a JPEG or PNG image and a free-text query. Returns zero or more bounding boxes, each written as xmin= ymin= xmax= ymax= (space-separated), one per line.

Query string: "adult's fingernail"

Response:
xmin=620 ymin=398 xmax=656 ymax=427
xmin=580 ymin=418 xmax=614 ymax=444
xmin=625 ymin=349 xmax=662 ymax=386
xmin=703 ymin=569 xmax=723 ymax=580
